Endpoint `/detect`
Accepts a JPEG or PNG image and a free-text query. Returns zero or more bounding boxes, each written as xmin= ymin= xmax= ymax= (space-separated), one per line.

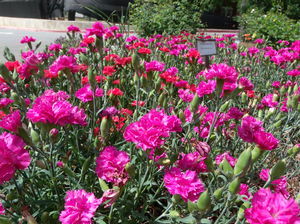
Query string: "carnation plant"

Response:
xmin=0 ymin=22 xmax=299 ymax=224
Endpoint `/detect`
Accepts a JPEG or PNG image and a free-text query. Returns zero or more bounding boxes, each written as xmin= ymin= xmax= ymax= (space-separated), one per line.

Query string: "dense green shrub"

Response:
xmin=238 ymin=8 xmax=300 ymax=43
xmin=129 ymin=0 xmax=205 ymax=36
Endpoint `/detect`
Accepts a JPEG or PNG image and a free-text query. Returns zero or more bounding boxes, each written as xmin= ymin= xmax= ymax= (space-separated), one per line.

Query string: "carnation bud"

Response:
xmin=99 ymin=178 xmax=109 ymax=192
xmin=63 ymin=165 xmax=76 ymax=178
xmin=132 ymin=52 xmax=140 ymax=70
xmin=213 ymin=187 xmax=224 ymax=201
xmin=251 ymin=98 xmax=258 ymax=108
xmin=158 ymin=93 xmax=166 ymax=107
xmin=287 ymin=145 xmax=300 ymax=157
xmin=272 ymin=94 xmax=279 ymax=102
xmin=187 ymin=201 xmax=198 ymax=213
xmin=0 ymin=63 xmax=13 ymax=83
xmin=234 ymin=147 xmax=252 ymax=177
xmin=292 ymin=95 xmax=300 ymax=109
xmin=100 ymin=117 xmax=110 ymax=139
xmin=190 ymin=95 xmax=200 ymax=112
xmin=271 ymin=119 xmax=283 ymax=129
xmin=216 ymin=78 xmax=225 ymax=96
xmin=287 ymin=96 xmax=293 ymax=108
xmin=258 ymin=110 xmax=264 ymax=120
xmin=219 ymin=159 xmax=233 ymax=177
xmin=229 ymin=177 xmax=241 ymax=195
xmin=204 ymin=156 xmax=214 ymax=172
xmin=41 ymin=212 xmax=50 ymax=223
xmin=178 ymin=110 xmax=185 ymax=123
xmin=125 ymin=162 xmax=135 ymax=178
xmin=287 ymin=86 xmax=292 ymax=95
xmin=157 ymin=158 xmax=171 ymax=166
xmin=95 ymin=36 xmax=103 ymax=53
xmin=88 ymin=67 xmax=96 ymax=89
xmin=279 ymin=86 xmax=286 ymax=96
xmin=81 ymin=156 xmax=93 ymax=178
xmin=296 ymin=192 xmax=300 ymax=204
xmin=237 ymin=201 xmax=250 ymax=220
xmin=49 ymin=128 xmax=58 ymax=138
xmin=270 ymin=159 xmax=286 ymax=181
xmin=219 ymin=100 xmax=231 ymax=113
xmin=169 ymin=210 xmax=180 ymax=218
xmin=35 ymin=160 xmax=46 ymax=169
xmin=30 ymin=129 xmax=40 ymax=145
xmin=241 ymin=92 xmax=247 ymax=103
xmin=79 ymin=53 xmax=88 ymax=64
xmin=172 ymin=194 xmax=183 ymax=204
xmin=251 ymin=147 xmax=263 ymax=162
xmin=197 ymin=190 xmax=211 ymax=211
xmin=265 ymin=108 xmax=276 ymax=120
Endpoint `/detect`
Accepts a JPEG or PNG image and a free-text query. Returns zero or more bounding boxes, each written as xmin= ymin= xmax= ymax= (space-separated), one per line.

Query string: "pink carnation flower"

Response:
xmin=245 ymin=188 xmax=300 ymax=224
xmin=59 ymin=189 xmax=101 ymax=224
xmin=164 ymin=167 xmax=205 ymax=202
xmin=259 ymin=169 xmax=289 ymax=198
xmin=253 ymin=131 xmax=279 ymax=150
xmin=238 ymin=116 xmax=264 ymax=143
xmin=196 ymin=80 xmax=216 ymax=97
xmin=238 ymin=183 xmax=251 ymax=200
xmin=49 ymin=55 xmax=79 ymax=74
xmin=145 ymin=60 xmax=165 ymax=72
xmin=27 ymin=89 xmax=87 ymax=126
xmin=261 ymin=94 xmax=278 ymax=108
xmin=75 ymin=84 xmax=104 ymax=103
xmin=67 ymin=25 xmax=80 ymax=33
xmin=0 ymin=202 xmax=4 ymax=215
xmin=0 ymin=98 xmax=14 ymax=108
xmin=99 ymin=189 xmax=120 ymax=208
xmin=124 ymin=109 xmax=182 ymax=150
xmin=20 ymin=36 xmax=36 ymax=44
xmin=176 ymin=152 xmax=207 ymax=173
xmin=215 ymin=152 xmax=237 ymax=167
xmin=239 ymin=77 xmax=254 ymax=90
xmin=96 ymin=146 xmax=130 ymax=186
xmin=0 ymin=110 xmax=22 ymax=133
xmin=85 ymin=21 xmax=107 ymax=37
xmin=0 ymin=132 xmax=30 ymax=184
xmin=48 ymin=43 xmax=62 ymax=52
xmin=201 ymin=63 xmax=238 ymax=83
xmin=178 ymin=89 xmax=194 ymax=102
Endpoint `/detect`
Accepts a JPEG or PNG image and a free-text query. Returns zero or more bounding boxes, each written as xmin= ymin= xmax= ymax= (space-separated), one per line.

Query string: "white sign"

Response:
xmin=196 ymin=39 xmax=217 ymax=56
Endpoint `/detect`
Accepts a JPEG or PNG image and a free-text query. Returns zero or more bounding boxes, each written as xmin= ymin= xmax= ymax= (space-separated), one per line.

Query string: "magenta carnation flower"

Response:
xmin=178 ymin=89 xmax=194 ymax=102
xmin=259 ymin=169 xmax=289 ymax=198
xmin=99 ymin=189 xmax=120 ymax=208
xmin=20 ymin=36 xmax=36 ymax=44
xmin=0 ymin=202 xmax=4 ymax=215
xmin=245 ymin=188 xmax=300 ymax=224
xmin=176 ymin=152 xmax=207 ymax=173
xmin=145 ymin=60 xmax=165 ymax=72
xmin=85 ymin=21 xmax=107 ymax=37
xmin=196 ymin=80 xmax=216 ymax=97
xmin=201 ymin=63 xmax=238 ymax=83
xmin=49 ymin=55 xmax=79 ymax=74
xmin=0 ymin=98 xmax=14 ymax=108
xmin=164 ymin=167 xmax=205 ymax=202
xmin=67 ymin=25 xmax=80 ymax=33
xmin=0 ymin=110 xmax=22 ymax=133
xmin=27 ymin=89 xmax=87 ymax=126
xmin=238 ymin=116 xmax=264 ymax=143
xmin=75 ymin=84 xmax=104 ymax=103
xmin=261 ymin=94 xmax=279 ymax=108
xmin=96 ymin=146 xmax=130 ymax=186
xmin=0 ymin=132 xmax=30 ymax=184
xmin=124 ymin=109 xmax=182 ymax=150
xmin=59 ymin=189 xmax=101 ymax=224
xmin=254 ymin=131 xmax=279 ymax=150
xmin=48 ymin=43 xmax=62 ymax=52
xmin=215 ymin=152 xmax=237 ymax=167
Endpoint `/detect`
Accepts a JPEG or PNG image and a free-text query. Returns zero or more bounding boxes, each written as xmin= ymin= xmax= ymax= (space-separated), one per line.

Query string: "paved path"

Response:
xmin=0 ymin=28 xmax=66 ymax=62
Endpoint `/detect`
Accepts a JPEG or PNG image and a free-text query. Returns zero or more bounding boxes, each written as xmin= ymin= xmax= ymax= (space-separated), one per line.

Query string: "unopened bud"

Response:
xmin=229 ymin=177 xmax=241 ymax=195
xmin=197 ymin=190 xmax=211 ymax=211
xmin=270 ymin=159 xmax=286 ymax=181
xmin=234 ymin=147 xmax=252 ymax=177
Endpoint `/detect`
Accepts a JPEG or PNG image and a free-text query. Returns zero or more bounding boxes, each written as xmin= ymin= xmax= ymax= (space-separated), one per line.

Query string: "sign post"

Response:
xmin=196 ymin=39 xmax=217 ymax=68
